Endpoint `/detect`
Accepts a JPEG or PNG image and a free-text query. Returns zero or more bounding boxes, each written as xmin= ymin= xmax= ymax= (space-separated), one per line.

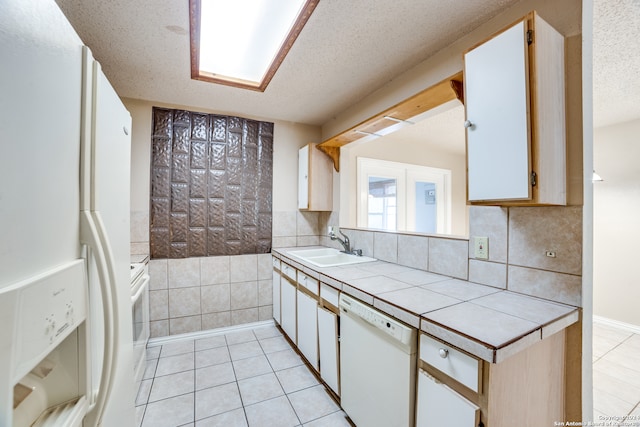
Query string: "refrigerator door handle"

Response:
xmin=80 ymin=211 xmax=116 ymax=423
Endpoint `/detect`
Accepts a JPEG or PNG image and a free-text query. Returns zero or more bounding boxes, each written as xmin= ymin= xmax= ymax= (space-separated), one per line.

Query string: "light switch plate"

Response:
xmin=474 ymin=236 xmax=489 ymax=260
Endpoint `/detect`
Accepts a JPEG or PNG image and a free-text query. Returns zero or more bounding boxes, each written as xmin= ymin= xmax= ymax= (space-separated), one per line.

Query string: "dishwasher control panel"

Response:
xmin=339 ymin=293 xmax=414 ymax=346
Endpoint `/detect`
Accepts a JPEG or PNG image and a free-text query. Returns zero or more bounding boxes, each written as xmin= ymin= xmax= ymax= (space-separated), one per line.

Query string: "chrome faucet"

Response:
xmin=328 ymin=226 xmax=362 ymax=256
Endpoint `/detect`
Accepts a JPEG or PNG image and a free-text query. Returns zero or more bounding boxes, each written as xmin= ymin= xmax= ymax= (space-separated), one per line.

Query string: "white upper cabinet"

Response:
xmin=464 ymin=12 xmax=566 ymax=205
xmin=298 ymin=143 xmax=333 ymax=211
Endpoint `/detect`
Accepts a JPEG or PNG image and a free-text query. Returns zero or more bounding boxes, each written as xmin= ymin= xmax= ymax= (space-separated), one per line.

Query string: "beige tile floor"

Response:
xmin=136 ymin=321 xmax=640 ymax=426
xmin=135 ymin=324 xmax=350 ymax=427
xmin=593 ymin=322 xmax=640 ymax=426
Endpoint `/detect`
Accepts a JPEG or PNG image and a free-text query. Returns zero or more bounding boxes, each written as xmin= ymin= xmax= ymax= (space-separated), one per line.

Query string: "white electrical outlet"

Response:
xmin=474 ymin=236 xmax=489 ymax=260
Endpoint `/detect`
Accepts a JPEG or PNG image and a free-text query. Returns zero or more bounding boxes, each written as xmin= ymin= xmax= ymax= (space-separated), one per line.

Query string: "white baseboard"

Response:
xmin=593 ymin=315 xmax=640 ymax=335
xmin=148 ymin=319 xmax=275 ymax=347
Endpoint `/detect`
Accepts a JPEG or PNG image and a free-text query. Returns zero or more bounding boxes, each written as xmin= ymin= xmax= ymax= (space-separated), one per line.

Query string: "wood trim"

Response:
xmin=317 ymin=71 xmax=463 ymax=171
xmin=189 ymin=0 xmax=319 ymax=92
xmin=317 ymin=144 xmax=341 ymax=173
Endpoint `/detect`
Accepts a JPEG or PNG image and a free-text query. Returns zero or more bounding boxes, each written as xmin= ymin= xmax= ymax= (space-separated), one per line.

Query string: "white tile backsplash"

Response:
xmin=373 ymin=231 xmax=398 ymax=263
xmin=428 ymin=237 xmax=468 ymax=280
xmin=397 ymin=234 xmax=429 ymax=270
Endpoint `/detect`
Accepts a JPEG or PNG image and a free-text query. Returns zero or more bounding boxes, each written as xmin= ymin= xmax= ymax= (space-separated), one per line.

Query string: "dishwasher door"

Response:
xmin=339 ymin=294 xmax=417 ymax=427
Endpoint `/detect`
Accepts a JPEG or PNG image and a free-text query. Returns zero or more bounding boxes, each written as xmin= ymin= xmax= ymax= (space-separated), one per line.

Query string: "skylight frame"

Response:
xmin=189 ymin=0 xmax=319 ymax=92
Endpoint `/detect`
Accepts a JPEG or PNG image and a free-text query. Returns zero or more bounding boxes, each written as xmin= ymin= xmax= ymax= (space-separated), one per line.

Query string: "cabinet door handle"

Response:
xmin=439 ymin=348 xmax=449 ymax=358
xmin=464 ymin=120 xmax=474 ymax=129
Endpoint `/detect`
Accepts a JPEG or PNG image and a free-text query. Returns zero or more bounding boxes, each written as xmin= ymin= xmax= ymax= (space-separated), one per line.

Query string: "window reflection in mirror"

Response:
xmin=345 ymin=99 xmax=468 ymax=237
xmin=357 ymin=158 xmax=452 ymax=234
xmin=367 ymin=176 xmax=398 ymax=230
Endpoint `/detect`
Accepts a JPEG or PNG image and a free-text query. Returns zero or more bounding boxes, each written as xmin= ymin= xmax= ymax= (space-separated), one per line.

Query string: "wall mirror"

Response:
xmin=317 ymin=72 xmax=468 ymax=237
xmin=341 ymin=100 xmax=468 ymax=236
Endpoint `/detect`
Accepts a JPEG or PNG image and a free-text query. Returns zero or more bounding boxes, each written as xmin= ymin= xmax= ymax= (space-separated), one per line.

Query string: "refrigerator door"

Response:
xmin=0 ymin=0 xmax=83 ymax=290
xmin=0 ymin=1 xmax=87 ymax=425
xmin=82 ymin=58 xmax=135 ymax=426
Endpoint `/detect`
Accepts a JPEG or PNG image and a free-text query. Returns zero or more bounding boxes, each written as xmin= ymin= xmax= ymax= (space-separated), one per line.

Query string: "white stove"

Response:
xmin=130 ymin=263 xmax=145 ymax=283
xmin=130 ymin=262 xmax=149 ymax=390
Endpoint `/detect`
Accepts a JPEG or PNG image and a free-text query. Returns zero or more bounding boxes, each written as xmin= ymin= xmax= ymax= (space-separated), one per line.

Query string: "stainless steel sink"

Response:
xmin=288 ymin=248 xmax=376 ymax=268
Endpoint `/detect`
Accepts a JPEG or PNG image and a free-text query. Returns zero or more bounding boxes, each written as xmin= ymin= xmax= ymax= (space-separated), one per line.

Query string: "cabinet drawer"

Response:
xmin=281 ymin=263 xmax=296 ymax=281
xmin=298 ymin=272 xmax=319 ymax=296
xmin=320 ymin=283 xmax=339 ymax=308
xmin=272 ymin=256 xmax=281 ymax=270
xmin=420 ymin=334 xmax=481 ymax=393
xmin=416 ymin=369 xmax=480 ymax=427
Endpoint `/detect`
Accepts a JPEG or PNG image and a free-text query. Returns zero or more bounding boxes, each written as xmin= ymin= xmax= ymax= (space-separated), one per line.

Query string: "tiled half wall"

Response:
xmin=148 ymin=254 xmax=274 ymax=337
xmin=147 ymin=210 xmax=322 ymax=337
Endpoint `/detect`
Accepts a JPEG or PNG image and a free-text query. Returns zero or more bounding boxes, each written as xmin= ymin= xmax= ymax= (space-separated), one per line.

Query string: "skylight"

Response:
xmin=190 ymin=0 xmax=318 ymax=91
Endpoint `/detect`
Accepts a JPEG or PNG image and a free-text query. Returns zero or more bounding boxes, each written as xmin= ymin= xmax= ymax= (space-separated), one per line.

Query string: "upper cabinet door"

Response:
xmin=465 ymin=21 xmax=531 ymax=202
xmin=464 ymin=12 xmax=566 ymax=205
xmin=298 ymin=143 xmax=333 ymax=211
xmin=298 ymin=144 xmax=310 ymax=210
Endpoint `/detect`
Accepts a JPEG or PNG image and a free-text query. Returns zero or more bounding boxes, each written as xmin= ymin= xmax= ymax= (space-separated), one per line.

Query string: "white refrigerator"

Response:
xmin=0 ymin=0 xmax=136 ymax=425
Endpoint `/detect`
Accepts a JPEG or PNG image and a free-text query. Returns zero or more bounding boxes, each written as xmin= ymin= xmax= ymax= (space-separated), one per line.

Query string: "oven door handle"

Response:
xmin=131 ymin=274 xmax=150 ymax=304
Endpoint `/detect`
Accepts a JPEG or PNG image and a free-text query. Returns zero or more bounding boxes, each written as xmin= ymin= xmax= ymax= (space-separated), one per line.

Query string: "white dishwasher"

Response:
xmin=339 ymin=293 xmax=417 ymax=427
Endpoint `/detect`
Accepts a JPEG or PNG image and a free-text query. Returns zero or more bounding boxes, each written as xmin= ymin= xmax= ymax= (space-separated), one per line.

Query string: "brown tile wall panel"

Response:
xmin=208 ymin=170 xmax=225 ymax=198
xmin=151 ymin=168 xmax=170 ymax=198
xmin=173 ymin=110 xmax=191 ymax=126
xmin=190 ymin=170 xmax=207 ymax=198
xmin=207 ymin=227 xmax=225 ymax=255
xmin=151 ymin=198 xmax=170 ymax=228
xmin=228 ymin=117 xmax=243 ymax=132
xmin=171 ymin=154 xmax=190 ymax=183
xmin=152 ymin=138 xmax=171 ymax=167
xmin=210 ymin=143 xmax=226 ymax=170
xmin=153 ymin=109 xmax=173 ymax=137
xmin=189 ymin=228 xmax=206 ymax=257
xmin=191 ymin=114 xmax=209 ymax=141
xmin=170 ymin=242 xmax=188 ymax=259
xmin=212 ymin=116 xmax=227 ymax=141
xmin=208 ymin=200 xmax=225 ymax=226
xmin=170 ymin=212 xmax=188 ymax=242
xmin=172 ymin=126 xmax=190 ymax=154
xmin=225 ymin=213 xmax=242 ymax=241
xmin=190 ymin=141 xmax=207 ymax=169
xmin=151 ymin=229 xmax=170 ymax=258
xmin=226 ymin=157 xmax=242 ymax=185
xmin=171 ymin=183 xmax=189 ymax=213
xmin=150 ymin=107 xmax=273 ymax=259
xmin=189 ymin=199 xmax=206 ymax=227
xmin=227 ymin=132 xmax=242 ymax=158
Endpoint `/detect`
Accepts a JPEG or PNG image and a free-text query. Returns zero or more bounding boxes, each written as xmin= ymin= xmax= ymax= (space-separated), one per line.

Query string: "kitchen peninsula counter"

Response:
xmin=272 ymin=246 xmax=579 ymax=363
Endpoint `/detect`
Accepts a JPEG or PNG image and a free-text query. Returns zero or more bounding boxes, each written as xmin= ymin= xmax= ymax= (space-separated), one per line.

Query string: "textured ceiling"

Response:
xmin=55 ymin=0 xmax=635 ymax=129
xmin=56 ymin=0 xmax=520 ymax=127
xmin=593 ymin=0 xmax=640 ymax=128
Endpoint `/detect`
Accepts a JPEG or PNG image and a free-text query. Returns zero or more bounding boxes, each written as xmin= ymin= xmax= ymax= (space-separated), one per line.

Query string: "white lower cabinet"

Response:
xmin=272 ymin=268 xmax=281 ymax=325
xmin=280 ymin=276 xmax=297 ymax=344
xmin=317 ymin=305 xmax=339 ymax=395
xmin=296 ymin=290 xmax=319 ymax=370
xmin=416 ymin=370 xmax=479 ymax=427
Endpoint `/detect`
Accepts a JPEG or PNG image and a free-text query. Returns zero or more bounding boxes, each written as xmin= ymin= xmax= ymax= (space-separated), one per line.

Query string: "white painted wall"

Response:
xmin=593 ymin=118 xmax=640 ymax=328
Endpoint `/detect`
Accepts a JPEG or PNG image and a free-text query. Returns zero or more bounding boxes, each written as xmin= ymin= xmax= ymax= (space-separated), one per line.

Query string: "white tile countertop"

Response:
xmin=272 ymin=246 xmax=579 ymax=364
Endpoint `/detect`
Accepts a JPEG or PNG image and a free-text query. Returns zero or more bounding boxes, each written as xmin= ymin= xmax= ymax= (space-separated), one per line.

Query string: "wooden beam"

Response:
xmin=316 ymin=71 xmax=463 ymax=171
